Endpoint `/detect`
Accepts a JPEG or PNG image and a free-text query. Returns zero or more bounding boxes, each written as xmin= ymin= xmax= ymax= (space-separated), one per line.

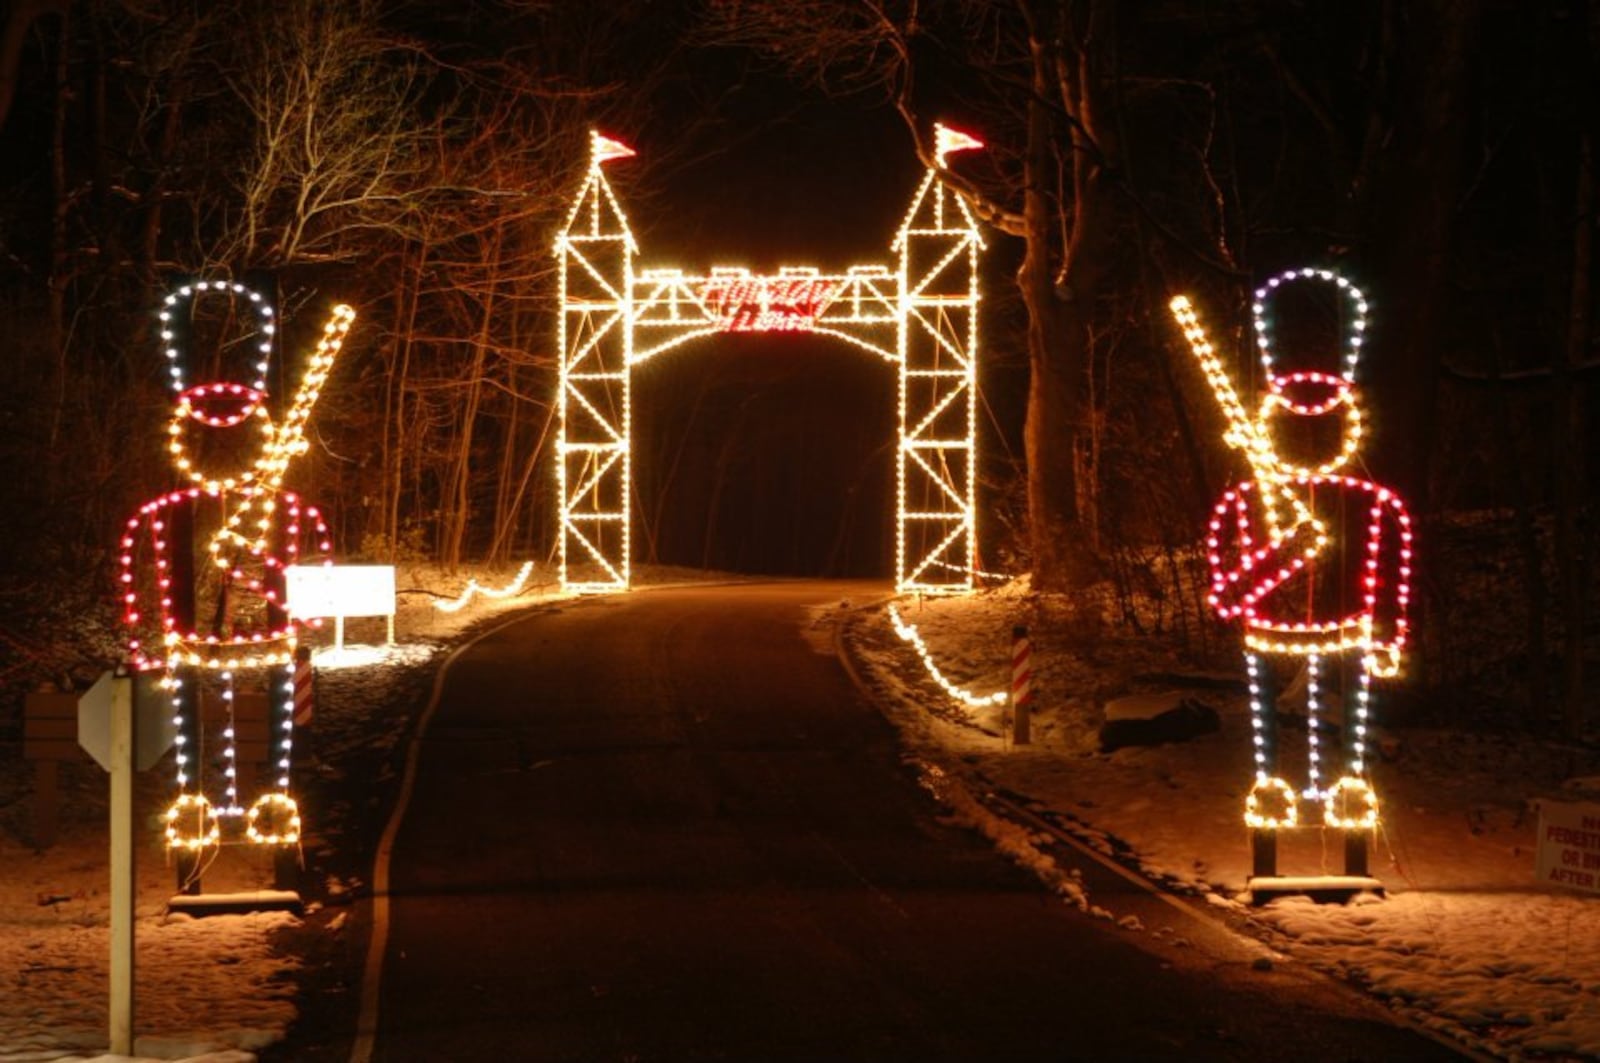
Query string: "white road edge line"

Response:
xmin=348 ymin=611 xmax=540 ymax=1063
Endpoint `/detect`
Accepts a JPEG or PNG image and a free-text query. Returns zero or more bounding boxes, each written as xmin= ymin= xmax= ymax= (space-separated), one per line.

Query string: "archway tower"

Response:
xmin=555 ymin=126 xmax=986 ymax=594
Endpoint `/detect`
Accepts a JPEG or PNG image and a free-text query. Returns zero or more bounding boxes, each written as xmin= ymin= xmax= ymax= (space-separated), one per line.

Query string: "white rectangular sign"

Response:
xmin=1535 ymin=799 xmax=1600 ymax=894
xmin=285 ymin=564 xmax=396 ymax=620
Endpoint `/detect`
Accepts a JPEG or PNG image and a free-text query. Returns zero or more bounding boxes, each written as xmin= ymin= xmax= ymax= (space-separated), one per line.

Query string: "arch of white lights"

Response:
xmin=555 ymin=126 xmax=988 ymax=593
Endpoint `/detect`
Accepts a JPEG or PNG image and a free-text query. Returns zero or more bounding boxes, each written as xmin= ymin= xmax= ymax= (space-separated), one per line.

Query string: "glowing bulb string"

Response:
xmin=433 ymin=561 xmax=536 ymax=613
xmin=208 ymin=303 xmax=354 ymax=573
xmin=1168 ymin=293 xmax=1321 ymax=541
xmin=556 ymin=126 xmax=985 ymax=594
xmin=221 ymin=670 xmax=240 ymax=814
xmin=1252 ymin=267 xmax=1367 ymax=384
xmin=135 ymin=282 xmax=355 ymax=857
xmin=887 ymin=602 xmax=1007 ymax=709
xmin=927 ymin=557 xmax=1012 ymax=584
xmin=130 ymin=294 xmax=349 ymax=671
xmin=160 ymin=279 xmax=275 ymax=395
xmin=120 ymin=491 xmax=330 ymax=671
xmin=1175 ymin=268 xmax=1410 ymax=837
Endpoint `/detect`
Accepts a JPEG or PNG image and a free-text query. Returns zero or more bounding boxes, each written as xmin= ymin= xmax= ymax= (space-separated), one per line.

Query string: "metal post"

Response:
xmin=1251 ymin=828 xmax=1277 ymax=879
xmin=1345 ymin=829 xmax=1370 ymax=877
xmin=109 ymin=674 xmax=134 ymax=1055
xmin=1010 ymin=625 xmax=1032 ymax=745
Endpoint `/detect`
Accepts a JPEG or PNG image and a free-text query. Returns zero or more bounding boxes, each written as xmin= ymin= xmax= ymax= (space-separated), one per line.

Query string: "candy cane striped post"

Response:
xmin=292 ymin=646 xmax=314 ymax=730
xmin=1010 ymin=625 xmax=1033 ymax=745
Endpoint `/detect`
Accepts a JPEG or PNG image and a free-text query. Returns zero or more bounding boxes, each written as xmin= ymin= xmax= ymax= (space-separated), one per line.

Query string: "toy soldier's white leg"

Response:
xmin=1246 ymin=652 xmax=1277 ymax=787
xmin=276 ymin=659 xmax=303 ymax=891
xmin=246 ymin=660 xmax=303 ymax=891
xmin=1245 ymin=652 xmax=1293 ymax=877
xmin=1349 ymin=654 xmax=1374 ymax=779
xmin=164 ymin=666 xmax=209 ymax=895
xmin=1330 ymin=653 xmax=1378 ymax=875
xmin=220 ymin=670 xmax=240 ymax=813
xmin=1303 ymin=653 xmax=1323 ymax=800
xmin=273 ymin=660 xmax=294 ymax=792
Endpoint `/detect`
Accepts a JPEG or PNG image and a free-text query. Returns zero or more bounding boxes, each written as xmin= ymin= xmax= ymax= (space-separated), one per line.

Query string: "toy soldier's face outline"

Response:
xmin=1255 ymin=369 xmax=1365 ymax=479
xmin=168 ymin=382 xmax=277 ymax=491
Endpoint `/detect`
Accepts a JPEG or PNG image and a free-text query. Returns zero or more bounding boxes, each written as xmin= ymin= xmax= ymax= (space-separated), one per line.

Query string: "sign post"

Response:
xmin=110 ymin=672 xmax=133 ymax=1056
xmin=78 ymin=670 xmax=173 ymax=1056
xmin=81 ymin=673 xmax=139 ymax=1054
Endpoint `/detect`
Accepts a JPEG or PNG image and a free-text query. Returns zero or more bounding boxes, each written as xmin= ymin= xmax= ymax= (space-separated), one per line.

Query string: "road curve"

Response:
xmin=359 ymin=580 xmax=1462 ymax=1061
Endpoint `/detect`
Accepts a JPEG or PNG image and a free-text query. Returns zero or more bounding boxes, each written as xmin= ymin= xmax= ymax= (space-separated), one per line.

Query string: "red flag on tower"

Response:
xmin=592 ymin=131 xmax=636 ymax=166
xmin=934 ymin=124 xmax=984 ymax=168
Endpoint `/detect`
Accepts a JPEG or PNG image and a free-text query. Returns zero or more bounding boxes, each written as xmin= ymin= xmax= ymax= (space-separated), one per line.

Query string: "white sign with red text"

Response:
xmin=1536 ymin=799 xmax=1600 ymax=894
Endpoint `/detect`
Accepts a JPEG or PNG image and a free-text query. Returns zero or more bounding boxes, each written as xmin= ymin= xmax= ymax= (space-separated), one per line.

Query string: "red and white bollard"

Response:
xmin=1009 ymin=624 xmax=1033 ymax=745
xmin=291 ymin=646 xmax=314 ymax=730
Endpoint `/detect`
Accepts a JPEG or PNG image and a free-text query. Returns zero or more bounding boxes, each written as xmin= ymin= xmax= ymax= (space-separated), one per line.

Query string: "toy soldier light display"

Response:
xmin=1170 ymin=268 xmax=1414 ymax=881
xmin=118 ymin=279 xmax=353 ymax=890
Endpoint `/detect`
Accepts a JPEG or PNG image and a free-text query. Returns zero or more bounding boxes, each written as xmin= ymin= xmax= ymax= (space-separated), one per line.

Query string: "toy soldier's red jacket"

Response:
xmin=119 ymin=487 xmax=329 ymax=671
xmin=1206 ymin=475 xmax=1413 ymax=660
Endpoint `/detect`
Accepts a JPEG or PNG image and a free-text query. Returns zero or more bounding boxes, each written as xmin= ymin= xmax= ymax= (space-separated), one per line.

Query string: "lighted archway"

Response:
xmin=555 ymin=126 xmax=987 ymax=594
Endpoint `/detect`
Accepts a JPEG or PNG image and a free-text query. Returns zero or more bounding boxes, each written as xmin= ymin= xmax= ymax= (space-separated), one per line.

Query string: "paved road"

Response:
xmin=362 ymin=580 xmax=1463 ymax=1061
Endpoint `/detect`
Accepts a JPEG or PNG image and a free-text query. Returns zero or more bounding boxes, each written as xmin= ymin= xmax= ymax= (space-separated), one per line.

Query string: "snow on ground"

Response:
xmin=5 ymin=566 xmax=1598 ymax=1061
xmin=840 ymin=579 xmax=1600 ymax=1062
xmin=0 ymin=563 xmax=551 ymax=1063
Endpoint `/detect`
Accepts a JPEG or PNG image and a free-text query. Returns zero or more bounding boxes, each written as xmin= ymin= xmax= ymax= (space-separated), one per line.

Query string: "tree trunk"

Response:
xmin=1020 ymin=2 xmax=1085 ymax=590
xmin=442 ymin=223 xmax=507 ymax=569
xmin=489 ymin=402 xmax=556 ymax=564
xmin=491 ymin=360 xmax=522 ymax=565
xmin=1487 ymin=342 xmax=1551 ymax=728
xmin=46 ymin=4 xmax=69 ymax=453
xmin=1360 ymin=0 xmax=1482 ymax=512
xmin=0 ymin=1 xmax=66 ymax=134
xmin=1021 ymin=0 xmax=1120 ymax=592
xmin=384 ymin=242 xmax=426 ymax=562
xmin=1556 ymin=29 xmax=1595 ymax=737
xmin=138 ymin=46 xmax=195 ymax=292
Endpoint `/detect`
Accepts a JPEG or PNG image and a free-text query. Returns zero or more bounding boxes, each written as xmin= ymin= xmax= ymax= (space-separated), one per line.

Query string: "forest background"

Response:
xmin=0 ymin=0 xmax=1594 ymax=737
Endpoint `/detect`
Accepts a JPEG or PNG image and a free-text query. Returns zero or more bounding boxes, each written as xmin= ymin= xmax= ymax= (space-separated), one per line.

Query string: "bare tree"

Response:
xmin=0 ymin=0 xmax=66 ymax=133
xmin=219 ymin=0 xmax=430 ymax=269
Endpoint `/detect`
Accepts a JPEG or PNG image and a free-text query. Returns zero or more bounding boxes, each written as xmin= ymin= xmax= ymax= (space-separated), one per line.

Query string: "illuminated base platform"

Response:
xmin=166 ymin=889 xmax=304 ymax=917
xmin=1246 ymin=875 xmax=1384 ymax=906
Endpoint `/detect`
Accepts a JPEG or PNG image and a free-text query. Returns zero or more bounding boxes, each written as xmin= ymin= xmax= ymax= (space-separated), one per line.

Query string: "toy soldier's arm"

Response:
xmin=118 ymin=504 xmax=188 ymax=667
xmin=117 ymin=512 xmax=151 ymax=664
xmin=1363 ymin=490 xmax=1415 ymax=678
xmin=1170 ymin=293 xmax=1325 ymax=577
xmin=1208 ymin=482 xmax=1328 ymax=620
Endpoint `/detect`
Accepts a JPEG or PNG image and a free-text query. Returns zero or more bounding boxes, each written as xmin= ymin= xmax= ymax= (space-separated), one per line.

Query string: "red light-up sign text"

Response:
xmin=697 ymin=276 xmax=842 ymax=332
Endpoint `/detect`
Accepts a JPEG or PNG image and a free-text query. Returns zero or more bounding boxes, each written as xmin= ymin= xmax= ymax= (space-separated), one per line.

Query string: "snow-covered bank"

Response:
xmin=841 ymin=581 xmax=1600 ymax=1061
